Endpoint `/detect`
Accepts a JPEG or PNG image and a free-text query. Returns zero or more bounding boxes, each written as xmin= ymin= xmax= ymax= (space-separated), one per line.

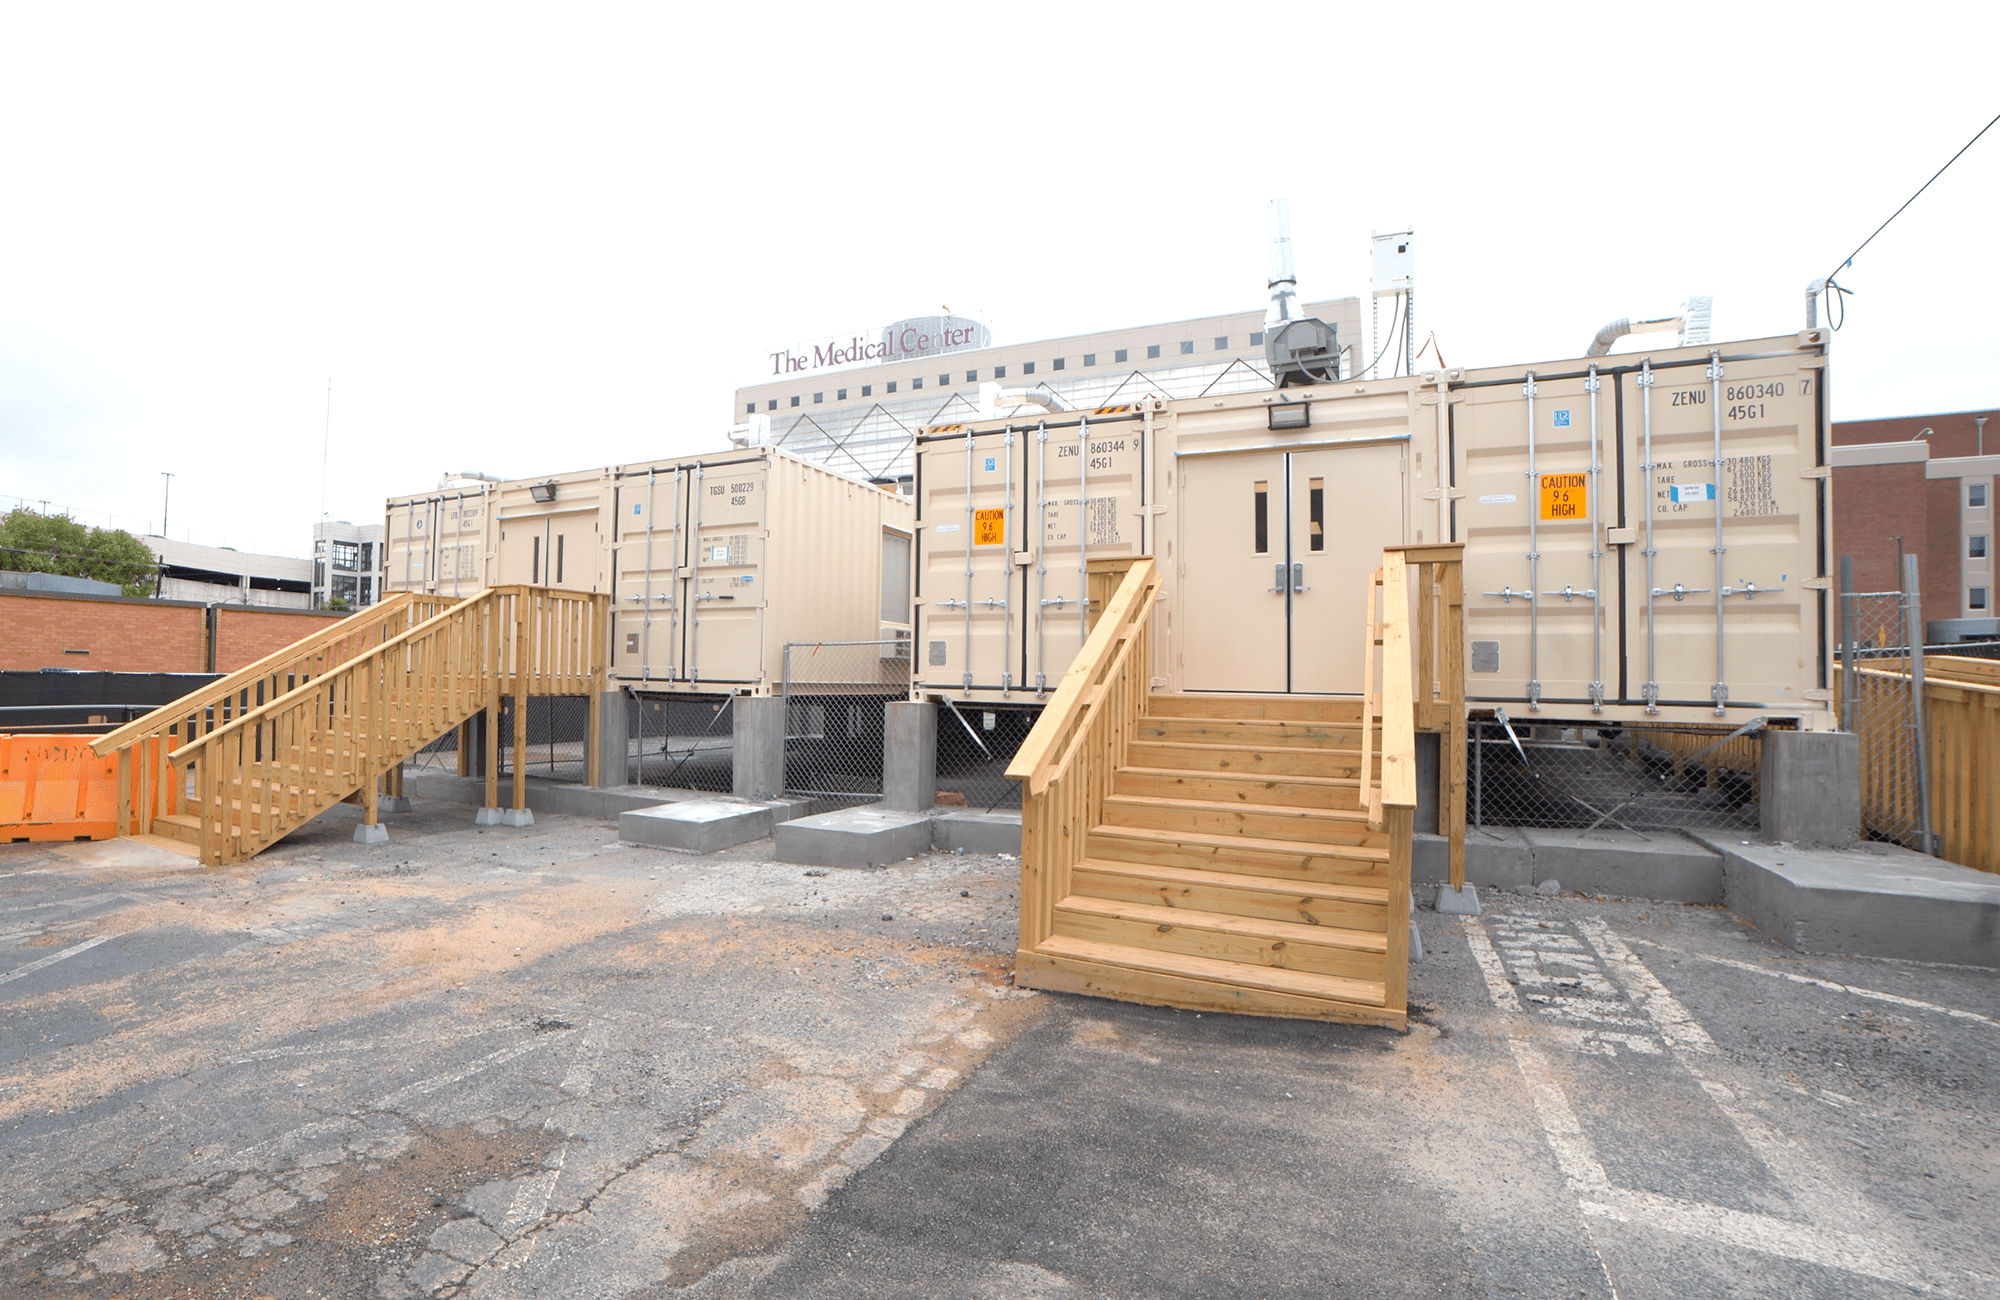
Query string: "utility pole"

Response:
xmin=161 ymin=472 xmax=173 ymax=540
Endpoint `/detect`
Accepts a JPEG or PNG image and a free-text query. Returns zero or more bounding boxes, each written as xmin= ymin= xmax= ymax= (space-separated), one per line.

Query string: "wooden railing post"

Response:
xmin=512 ymin=587 xmax=530 ymax=813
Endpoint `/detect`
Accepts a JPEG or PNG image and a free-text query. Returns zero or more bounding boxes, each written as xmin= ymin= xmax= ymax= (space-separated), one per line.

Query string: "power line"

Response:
xmin=1820 ymin=109 xmax=2000 ymax=327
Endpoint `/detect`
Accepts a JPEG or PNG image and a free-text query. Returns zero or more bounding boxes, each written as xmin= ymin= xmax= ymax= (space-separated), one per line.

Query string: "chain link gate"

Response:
xmin=780 ymin=641 xmax=906 ymax=812
xmin=935 ymin=701 xmax=1038 ymax=812
xmin=1468 ymin=717 xmax=1766 ymax=835
xmin=629 ymin=693 xmax=737 ymax=793
xmin=1842 ymin=585 xmax=1933 ymax=853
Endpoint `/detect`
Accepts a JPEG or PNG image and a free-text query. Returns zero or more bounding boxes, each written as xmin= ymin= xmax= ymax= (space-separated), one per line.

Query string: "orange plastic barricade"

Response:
xmin=0 ymin=735 xmax=168 ymax=844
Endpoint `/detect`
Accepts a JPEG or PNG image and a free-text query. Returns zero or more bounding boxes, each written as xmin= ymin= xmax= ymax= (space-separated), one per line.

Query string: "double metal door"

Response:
xmin=1179 ymin=443 xmax=1406 ymax=693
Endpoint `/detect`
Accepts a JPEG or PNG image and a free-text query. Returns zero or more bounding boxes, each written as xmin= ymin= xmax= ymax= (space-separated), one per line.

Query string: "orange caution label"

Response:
xmin=1539 ymin=473 xmax=1587 ymax=521
xmin=973 ymin=508 xmax=1006 ymax=546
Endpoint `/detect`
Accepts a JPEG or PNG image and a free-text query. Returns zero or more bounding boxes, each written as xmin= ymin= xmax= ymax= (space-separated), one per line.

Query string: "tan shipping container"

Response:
xmin=913 ymin=330 xmax=1834 ymax=729
xmin=383 ymin=485 xmax=496 ymax=597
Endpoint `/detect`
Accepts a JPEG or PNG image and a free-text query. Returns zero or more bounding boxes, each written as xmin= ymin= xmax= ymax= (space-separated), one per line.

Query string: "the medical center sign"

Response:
xmin=769 ymin=315 xmax=991 ymax=376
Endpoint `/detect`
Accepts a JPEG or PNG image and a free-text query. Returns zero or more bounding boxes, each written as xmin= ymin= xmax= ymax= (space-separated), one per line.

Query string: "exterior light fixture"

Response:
xmin=529 ymin=481 xmax=557 ymax=503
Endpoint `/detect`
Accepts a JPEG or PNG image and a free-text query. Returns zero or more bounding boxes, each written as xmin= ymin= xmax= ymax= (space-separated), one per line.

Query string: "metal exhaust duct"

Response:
xmin=1262 ymin=198 xmax=1340 ymax=388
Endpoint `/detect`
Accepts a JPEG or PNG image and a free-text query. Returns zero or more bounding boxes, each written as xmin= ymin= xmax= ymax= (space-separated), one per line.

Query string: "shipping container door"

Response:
xmin=1179 ymin=442 xmax=1404 ymax=693
xmin=1024 ymin=416 xmax=1146 ymax=691
xmin=437 ymin=493 xmax=487 ymax=596
xmin=917 ymin=429 xmax=1023 ymax=693
xmin=611 ymin=466 xmax=687 ymax=683
xmin=496 ymin=506 xmax=597 ymax=590
xmin=685 ymin=460 xmax=768 ymax=685
xmin=386 ymin=497 xmax=442 ymax=592
xmin=1459 ymin=370 xmax=1610 ymax=710
xmin=1624 ymin=353 xmax=1820 ymax=713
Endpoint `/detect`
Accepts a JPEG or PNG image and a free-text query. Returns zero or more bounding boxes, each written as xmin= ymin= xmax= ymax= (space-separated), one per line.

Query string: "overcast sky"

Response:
xmin=2 ymin=4 xmax=1995 ymax=558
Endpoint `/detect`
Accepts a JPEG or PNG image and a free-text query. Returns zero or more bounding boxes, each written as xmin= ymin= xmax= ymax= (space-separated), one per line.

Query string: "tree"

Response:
xmin=0 ymin=508 xmax=159 ymax=597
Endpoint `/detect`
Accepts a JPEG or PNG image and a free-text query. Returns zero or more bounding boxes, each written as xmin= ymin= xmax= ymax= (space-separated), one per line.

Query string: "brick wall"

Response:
xmin=1832 ymin=407 xmax=1998 ymax=622
xmin=0 ymin=592 xmax=349 ymax=674
xmin=0 ymin=592 xmax=208 ymax=672
xmin=213 ymin=606 xmax=348 ymax=672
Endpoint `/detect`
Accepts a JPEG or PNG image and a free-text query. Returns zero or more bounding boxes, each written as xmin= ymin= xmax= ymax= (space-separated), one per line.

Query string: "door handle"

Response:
xmin=1269 ymin=563 xmax=1287 ymax=593
xmin=1292 ymin=563 xmax=1309 ymax=593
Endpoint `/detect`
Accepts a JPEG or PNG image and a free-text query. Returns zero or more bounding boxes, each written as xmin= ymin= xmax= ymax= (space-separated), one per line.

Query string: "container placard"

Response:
xmin=1538 ymin=473 xmax=1587 ymax=521
xmin=973 ymin=508 xmax=1006 ymax=546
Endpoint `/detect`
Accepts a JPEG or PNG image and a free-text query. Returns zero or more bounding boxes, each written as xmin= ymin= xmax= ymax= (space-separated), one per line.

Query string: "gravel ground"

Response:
xmin=2 ymin=802 xmax=1994 ymax=1298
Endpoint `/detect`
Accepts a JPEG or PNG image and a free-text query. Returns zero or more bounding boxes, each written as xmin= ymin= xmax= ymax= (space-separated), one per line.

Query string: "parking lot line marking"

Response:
xmin=0 ymin=933 xmax=115 ymax=987
xmin=1574 ymin=918 xmax=1715 ymax=1054
xmin=1625 ymin=936 xmax=1998 ymax=1030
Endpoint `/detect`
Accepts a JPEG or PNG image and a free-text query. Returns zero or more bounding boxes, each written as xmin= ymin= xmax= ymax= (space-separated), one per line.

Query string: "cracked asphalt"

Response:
xmin=2 ymin=797 xmax=1995 ymax=1298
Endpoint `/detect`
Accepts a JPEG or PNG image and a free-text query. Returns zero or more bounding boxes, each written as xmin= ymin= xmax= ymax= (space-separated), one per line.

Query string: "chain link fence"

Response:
xmin=1841 ymin=589 xmax=1930 ymax=852
xmin=630 ymin=693 xmax=737 ymax=793
xmin=1469 ymin=717 xmax=1765 ymax=834
xmin=498 ymin=695 xmax=592 ymax=783
xmin=935 ymin=701 xmax=1039 ymax=813
xmin=781 ymin=641 xmax=904 ymax=812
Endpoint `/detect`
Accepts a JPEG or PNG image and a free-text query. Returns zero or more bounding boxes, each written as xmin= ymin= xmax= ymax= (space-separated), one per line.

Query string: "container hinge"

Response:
xmin=1801 ymin=465 xmax=1831 ymax=480
xmin=1527 ymin=681 xmax=1542 ymax=711
xmin=1483 ymin=586 xmax=1535 ymax=603
xmin=1652 ymin=583 xmax=1711 ymax=601
xmin=1035 ymin=673 xmax=1047 ymax=695
xmin=1000 ymin=672 xmax=1012 ymax=694
xmin=1588 ymin=681 xmax=1605 ymax=712
xmin=962 ymin=673 xmax=973 ymax=694
xmin=1721 ymin=582 xmax=1784 ymax=600
xmin=1711 ymin=682 xmax=1730 ymax=715
xmin=1540 ymin=585 xmax=1595 ymax=602
xmin=1801 ymin=576 xmax=1832 ymax=590
xmin=1641 ymin=682 xmax=1660 ymax=715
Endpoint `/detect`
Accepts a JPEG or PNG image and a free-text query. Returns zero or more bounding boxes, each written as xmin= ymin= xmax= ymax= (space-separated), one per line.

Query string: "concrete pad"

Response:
xmin=501 ymin=809 xmax=534 ymax=828
xmin=407 ymin=773 xmax=711 ymax=818
xmin=353 ymin=823 xmax=389 ymax=845
xmin=775 ymin=805 xmax=934 ymax=869
xmin=619 ymin=800 xmax=777 ymax=853
xmin=1412 ymin=827 xmax=1533 ymax=889
xmin=378 ymin=795 xmax=413 ymax=813
xmin=1519 ymin=828 xmax=1723 ymax=903
xmin=1691 ymin=831 xmax=2000 ymax=968
xmin=931 ymin=810 xmax=1020 ymax=856
xmin=1434 ymin=884 xmax=1481 ymax=915
xmin=473 ymin=807 xmax=505 ymax=826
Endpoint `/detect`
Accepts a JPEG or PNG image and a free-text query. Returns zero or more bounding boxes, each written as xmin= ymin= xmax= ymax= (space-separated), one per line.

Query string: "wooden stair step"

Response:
xmin=1114 ymin=766 xmax=1362 ymax=809
xmin=1144 ymin=694 xmax=1364 ymax=723
xmin=1031 ymin=933 xmax=1387 ymax=1010
xmin=1125 ymin=740 xmax=1374 ymax=779
xmin=1086 ymin=822 xmax=1390 ymax=880
xmin=1071 ymin=857 xmax=1388 ymax=930
xmin=1054 ymin=894 xmax=1384 ymax=981
xmin=1100 ymin=793 xmax=1382 ymax=847
xmin=150 ymin=813 xmax=203 ymax=844
xmin=1137 ymin=718 xmax=1364 ymax=748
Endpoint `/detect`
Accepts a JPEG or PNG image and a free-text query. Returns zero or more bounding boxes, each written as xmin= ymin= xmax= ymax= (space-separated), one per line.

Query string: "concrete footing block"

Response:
xmin=931 ymin=810 xmax=1021 ymax=856
xmin=1434 ymin=884 xmax=1481 ymax=915
xmin=474 ymin=807 xmax=505 ymax=826
xmin=378 ymin=795 xmax=413 ymax=813
xmin=775 ymin=805 xmax=934 ymax=868
xmin=353 ymin=823 xmax=389 ymax=845
xmin=620 ymin=800 xmax=778 ymax=853
xmin=501 ymin=809 xmax=534 ymax=827
xmin=1408 ymin=919 xmax=1424 ymax=961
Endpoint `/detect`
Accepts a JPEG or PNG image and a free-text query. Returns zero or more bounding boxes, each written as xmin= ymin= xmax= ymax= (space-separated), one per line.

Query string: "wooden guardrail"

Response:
xmin=156 ymin=586 xmax=606 ymax=864
xmin=1005 ymin=558 xmax=1161 ymax=955
xmin=1362 ymin=545 xmax=1467 ymax=890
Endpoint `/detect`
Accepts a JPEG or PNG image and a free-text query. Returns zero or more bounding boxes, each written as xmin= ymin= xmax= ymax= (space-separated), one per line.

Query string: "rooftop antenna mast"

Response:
xmin=320 ymin=379 xmax=332 ymax=522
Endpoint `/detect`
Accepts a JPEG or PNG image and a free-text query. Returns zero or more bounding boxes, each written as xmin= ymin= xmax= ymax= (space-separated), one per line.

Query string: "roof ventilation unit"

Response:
xmin=1262 ymin=199 xmax=1341 ymax=388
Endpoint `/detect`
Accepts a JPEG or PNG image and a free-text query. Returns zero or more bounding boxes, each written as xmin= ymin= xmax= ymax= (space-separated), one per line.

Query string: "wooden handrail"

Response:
xmin=1006 ymin=558 xmax=1161 ymax=796
xmin=1379 ymin=554 xmax=1417 ymax=811
xmin=89 ymin=592 xmax=449 ymax=756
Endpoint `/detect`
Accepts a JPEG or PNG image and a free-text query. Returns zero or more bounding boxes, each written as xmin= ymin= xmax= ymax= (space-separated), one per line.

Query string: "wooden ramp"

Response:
xmin=90 ymin=587 xmax=608 ymax=866
xmin=1007 ymin=549 xmax=1464 ymax=1029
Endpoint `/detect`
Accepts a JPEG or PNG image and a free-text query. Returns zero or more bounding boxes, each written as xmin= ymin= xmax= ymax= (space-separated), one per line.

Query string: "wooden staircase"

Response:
xmin=93 ymin=586 xmax=608 ymax=865
xmin=1007 ymin=548 xmax=1464 ymax=1029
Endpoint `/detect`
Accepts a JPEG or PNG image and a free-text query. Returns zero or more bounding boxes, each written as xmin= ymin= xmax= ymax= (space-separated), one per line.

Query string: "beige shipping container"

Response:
xmin=606 ymin=446 xmax=914 ymax=693
xmin=913 ymin=330 xmax=1834 ymax=729
xmin=489 ymin=468 xmax=612 ymax=593
xmin=383 ymin=485 xmax=496 ymax=597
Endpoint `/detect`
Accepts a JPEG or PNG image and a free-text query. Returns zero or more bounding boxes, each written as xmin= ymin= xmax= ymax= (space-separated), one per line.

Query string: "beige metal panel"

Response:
xmin=915 ymin=427 xmax=1026 ymax=694
xmin=608 ymin=460 xmax=689 ymax=683
xmin=491 ymin=468 xmax=609 ymax=592
xmin=1027 ymin=415 xmax=1147 ymax=691
xmin=682 ymin=458 xmax=770 ymax=685
xmin=1454 ymin=332 xmax=1832 ymax=726
xmin=383 ymin=489 xmax=491 ymax=595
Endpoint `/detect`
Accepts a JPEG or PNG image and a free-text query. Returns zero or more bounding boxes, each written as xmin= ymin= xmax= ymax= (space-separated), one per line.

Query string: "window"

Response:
xmin=880 ymin=530 xmax=912 ymax=623
xmin=1973 ymin=588 xmax=1990 ymax=610
xmin=1023 ymin=361 xmax=1036 ymax=375
xmin=1180 ymin=341 xmax=1194 ymax=355
xmin=1308 ymin=478 xmax=1325 ymax=552
xmin=966 ymin=371 xmax=977 ymax=383
xmin=1973 ymin=484 xmax=1990 ymax=508
xmin=1973 ymin=535 xmax=1990 ymax=559
xmin=813 ymin=392 xmax=823 ymax=404
xmin=790 ymin=395 xmax=800 ymax=407
xmin=1253 ymin=481 xmax=1269 ymax=554
xmin=1083 ymin=354 xmax=1095 ymax=367
xmin=745 ymin=402 xmax=755 ymax=414
xmin=912 ymin=377 xmax=922 ymax=389
xmin=531 ymin=536 xmax=541 ymax=585
xmin=1250 ymin=331 xmax=1265 ymax=345
xmin=768 ymin=399 xmax=777 ymax=411
xmin=887 ymin=381 xmax=897 ymax=393
xmin=1115 ymin=349 xmax=1128 ymax=363
xmin=332 ymin=540 xmax=360 ymax=570
xmin=359 ymin=542 xmax=374 ymax=571
xmin=1214 ymin=336 xmax=1229 ymax=350
xmin=837 ymin=388 xmax=848 ymax=400
xmin=993 ymin=365 xmax=1006 ymax=379
xmin=1052 ymin=357 xmax=1065 ymax=371
xmin=862 ymin=385 xmax=872 ymax=397
xmin=1146 ymin=345 xmax=1160 ymax=359
xmin=939 ymin=374 xmax=950 ymax=386
xmin=556 ymin=534 xmax=565 ymax=584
